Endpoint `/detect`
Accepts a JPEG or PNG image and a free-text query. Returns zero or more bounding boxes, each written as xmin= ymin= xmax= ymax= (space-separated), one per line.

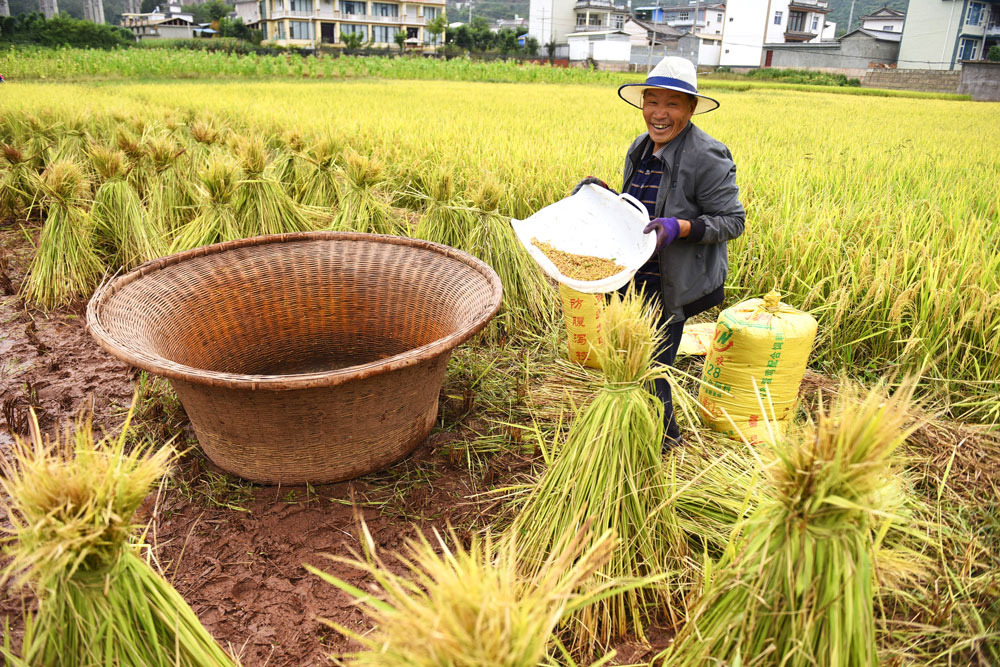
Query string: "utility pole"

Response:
xmin=0 ymin=0 xmax=9 ymax=17
xmin=846 ymin=0 xmax=856 ymax=33
xmin=646 ymin=0 xmax=659 ymax=72
xmin=468 ymin=0 xmax=471 ymax=24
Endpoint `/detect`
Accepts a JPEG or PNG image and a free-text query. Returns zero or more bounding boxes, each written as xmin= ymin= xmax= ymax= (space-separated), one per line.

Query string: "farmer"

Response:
xmin=572 ymin=56 xmax=745 ymax=449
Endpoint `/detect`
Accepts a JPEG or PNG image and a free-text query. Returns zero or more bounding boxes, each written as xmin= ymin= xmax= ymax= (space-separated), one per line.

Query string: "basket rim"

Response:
xmin=86 ymin=231 xmax=503 ymax=391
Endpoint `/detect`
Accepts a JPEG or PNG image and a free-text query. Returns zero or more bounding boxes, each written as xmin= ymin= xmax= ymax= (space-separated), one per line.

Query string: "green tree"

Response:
xmin=988 ymin=45 xmax=1000 ymax=62
xmin=523 ymin=35 xmax=538 ymax=56
xmin=340 ymin=29 xmax=363 ymax=49
xmin=393 ymin=29 xmax=405 ymax=52
xmin=425 ymin=13 xmax=446 ymax=46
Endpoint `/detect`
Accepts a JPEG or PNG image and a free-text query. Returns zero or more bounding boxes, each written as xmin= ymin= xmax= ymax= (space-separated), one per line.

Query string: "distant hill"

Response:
xmin=822 ymin=0 xmax=909 ymax=36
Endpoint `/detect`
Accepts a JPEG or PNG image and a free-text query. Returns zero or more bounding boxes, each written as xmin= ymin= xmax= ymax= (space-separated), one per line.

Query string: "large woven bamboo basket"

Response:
xmin=87 ymin=232 xmax=503 ymax=484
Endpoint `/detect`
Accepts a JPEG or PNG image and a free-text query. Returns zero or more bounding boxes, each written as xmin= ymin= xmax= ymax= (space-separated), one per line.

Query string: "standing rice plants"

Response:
xmin=21 ymin=160 xmax=104 ymax=309
xmin=330 ymin=148 xmax=403 ymax=235
xmin=308 ymin=520 xmax=622 ymax=666
xmin=0 ymin=407 xmax=237 ymax=667
xmin=89 ymin=144 xmax=161 ymax=269
xmin=231 ymin=134 xmax=315 ymax=237
xmin=660 ymin=380 xmax=920 ymax=667
xmin=510 ymin=289 xmax=684 ymax=656
xmin=170 ymin=154 xmax=243 ymax=251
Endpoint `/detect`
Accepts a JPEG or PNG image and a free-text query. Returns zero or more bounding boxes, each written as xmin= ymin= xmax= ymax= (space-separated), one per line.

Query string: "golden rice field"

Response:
xmin=1 ymin=78 xmax=999 ymax=666
xmin=3 ymin=79 xmax=997 ymax=419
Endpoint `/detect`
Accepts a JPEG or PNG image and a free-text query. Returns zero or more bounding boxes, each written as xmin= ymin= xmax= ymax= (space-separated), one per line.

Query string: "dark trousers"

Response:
xmin=623 ymin=273 xmax=686 ymax=446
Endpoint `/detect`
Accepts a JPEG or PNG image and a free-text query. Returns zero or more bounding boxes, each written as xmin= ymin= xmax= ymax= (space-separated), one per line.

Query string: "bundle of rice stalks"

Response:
xmin=411 ymin=170 xmax=473 ymax=248
xmin=661 ymin=380 xmax=921 ymax=667
xmin=331 ymin=148 xmax=403 ymax=235
xmin=299 ymin=136 xmax=344 ymax=209
xmin=188 ymin=117 xmax=223 ymax=146
xmin=231 ymin=134 xmax=315 ymax=237
xmin=510 ymin=289 xmax=685 ymax=656
xmin=171 ymin=155 xmax=243 ymax=252
xmin=0 ymin=407 xmax=237 ymax=667
xmin=115 ymin=126 xmax=149 ymax=194
xmin=21 ymin=160 xmax=104 ymax=309
xmin=308 ymin=520 xmax=624 ymax=666
xmin=145 ymin=134 xmax=193 ymax=234
xmin=89 ymin=144 xmax=162 ymax=269
xmin=466 ymin=176 xmax=558 ymax=342
xmin=0 ymin=144 xmax=41 ymax=220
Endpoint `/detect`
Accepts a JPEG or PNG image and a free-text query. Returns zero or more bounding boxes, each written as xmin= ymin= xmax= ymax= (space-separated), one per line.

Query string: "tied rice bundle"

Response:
xmin=171 ymin=155 xmax=243 ymax=252
xmin=145 ymin=135 xmax=193 ymax=235
xmin=1 ymin=144 xmax=41 ymax=220
xmin=0 ymin=406 xmax=237 ymax=667
xmin=21 ymin=160 xmax=104 ymax=309
xmin=309 ymin=520 xmax=622 ymax=667
xmin=89 ymin=144 xmax=161 ymax=269
xmin=299 ymin=137 xmax=343 ymax=209
xmin=466 ymin=177 xmax=557 ymax=341
xmin=511 ymin=289 xmax=684 ymax=656
xmin=331 ymin=148 xmax=403 ymax=235
xmin=232 ymin=134 xmax=314 ymax=237
xmin=661 ymin=381 xmax=919 ymax=667
xmin=411 ymin=170 xmax=471 ymax=249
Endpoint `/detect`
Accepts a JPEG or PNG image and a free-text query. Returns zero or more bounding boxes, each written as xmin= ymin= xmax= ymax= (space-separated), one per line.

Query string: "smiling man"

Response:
xmin=573 ymin=56 xmax=745 ymax=449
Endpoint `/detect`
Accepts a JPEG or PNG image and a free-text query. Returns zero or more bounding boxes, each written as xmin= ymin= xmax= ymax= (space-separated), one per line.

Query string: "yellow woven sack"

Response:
xmin=698 ymin=291 xmax=817 ymax=444
xmin=559 ymin=284 xmax=606 ymax=369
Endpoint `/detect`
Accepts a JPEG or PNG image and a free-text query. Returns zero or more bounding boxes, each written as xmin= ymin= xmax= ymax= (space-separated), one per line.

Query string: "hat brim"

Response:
xmin=617 ymin=83 xmax=720 ymax=114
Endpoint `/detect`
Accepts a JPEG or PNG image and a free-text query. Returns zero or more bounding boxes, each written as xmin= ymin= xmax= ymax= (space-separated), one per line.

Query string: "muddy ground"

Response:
xmin=0 ymin=224 xmax=668 ymax=666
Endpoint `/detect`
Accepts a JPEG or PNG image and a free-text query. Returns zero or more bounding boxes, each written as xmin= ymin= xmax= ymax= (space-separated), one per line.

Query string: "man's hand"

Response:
xmin=644 ymin=217 xmax=682 ymax=251
xmin=570 ymin=176 xmax=616 ymax=196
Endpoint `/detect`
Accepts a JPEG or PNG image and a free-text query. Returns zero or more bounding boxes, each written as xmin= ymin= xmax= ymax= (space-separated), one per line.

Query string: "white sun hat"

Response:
xmin=618 ymin=56 xmax=720 ymax=114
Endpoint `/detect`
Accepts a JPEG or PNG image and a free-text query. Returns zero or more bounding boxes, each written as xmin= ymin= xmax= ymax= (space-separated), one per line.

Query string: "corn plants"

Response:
xmin=0 ymin=407 xmax=237 ymax=667
xmin=510 ymin=288 xmax=684 ymax=656
xmin=21 ymin=160 xmax=104 ymax=309
xmin=661 ymin=380 xmax=920 ymax=667
xmin=308 ymin=520 xmax=624 ymax=666
xmin=90 ymin=144 xmax=161 ymax=268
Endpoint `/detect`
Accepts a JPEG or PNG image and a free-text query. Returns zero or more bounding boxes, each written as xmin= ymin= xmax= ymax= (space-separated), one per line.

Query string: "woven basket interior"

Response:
xmin=97 ymin=238 xmax=496 ymax=376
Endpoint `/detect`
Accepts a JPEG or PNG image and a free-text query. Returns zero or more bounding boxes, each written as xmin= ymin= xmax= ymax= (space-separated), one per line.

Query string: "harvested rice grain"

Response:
xmin=532 ymin=238 xmax=624 ymax=281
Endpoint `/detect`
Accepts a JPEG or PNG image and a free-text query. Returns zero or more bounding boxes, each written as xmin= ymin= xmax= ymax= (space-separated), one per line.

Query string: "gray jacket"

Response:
xmin=623 ymin=123 xmax=745 ymax=321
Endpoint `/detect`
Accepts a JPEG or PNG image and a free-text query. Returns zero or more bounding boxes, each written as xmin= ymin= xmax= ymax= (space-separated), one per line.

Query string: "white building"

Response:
xmin=860 ymin=6 xmax=905 ymax=33
xmin=567 ymin=28 xmax=631 ymax=60
xmin=720 ymin=0 xmax=830 ymax=67
xmin=528 ymin=0 xmax=628 ymax=51
xmin=122 ymin=5 xmax=197 ymax=40
xmin=897 ymin=0 xmax=999 ymax=69
xmin=255 ymin=0 xmax=445 ymax=48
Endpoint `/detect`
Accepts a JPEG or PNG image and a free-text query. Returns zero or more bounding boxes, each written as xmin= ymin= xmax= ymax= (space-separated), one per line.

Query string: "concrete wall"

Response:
xmin=764 ymin=34 xmax=898 ymax=77
xmin=897 ymin=0 xmax=963 ymax=70
xmin=630 ymin=43 xmax=694 ymax=67
xmin=958 ymin=60 xmax=1000 ymax=101
xmin=862 ymin=67 xmax=961 ymax=92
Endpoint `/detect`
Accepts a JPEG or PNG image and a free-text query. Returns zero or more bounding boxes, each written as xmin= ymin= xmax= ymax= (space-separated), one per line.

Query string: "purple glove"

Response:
xmin=643 ymin=217 xmax=681 ymax=251
xmin=571 ymin=176 xmax=618 ymax=196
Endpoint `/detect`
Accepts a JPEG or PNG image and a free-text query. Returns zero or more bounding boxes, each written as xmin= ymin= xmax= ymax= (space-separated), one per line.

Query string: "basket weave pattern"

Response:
xmin=87 ymin=232 xmax=502 ymax=484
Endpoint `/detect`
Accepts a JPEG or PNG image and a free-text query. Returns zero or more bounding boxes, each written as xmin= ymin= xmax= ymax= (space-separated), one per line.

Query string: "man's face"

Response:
xmin=642 ymin=88 xmax=697 ymax=148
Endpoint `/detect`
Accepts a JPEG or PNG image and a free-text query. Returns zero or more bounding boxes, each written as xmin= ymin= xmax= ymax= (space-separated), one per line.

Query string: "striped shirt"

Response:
xmin=626 ymin=144 xmax=668 ymax=281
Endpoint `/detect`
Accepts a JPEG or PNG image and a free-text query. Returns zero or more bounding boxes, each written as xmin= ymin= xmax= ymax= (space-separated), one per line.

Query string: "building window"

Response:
xmin=613 ymin=13 xmax=623 ymax=29
xmin=773 ymin=11 xmax=782 ymax=25
xmin=289 ymin=19 xmax=312 ymax=37
xmin=576 ymin=13 xmax=586 ymax=26
xmin=340 ymin=22 xmax=367 ymax=39
xmin=788 ymin=11 xmax=805 ymax=32
xmin=589 ymin=14 xmax=601 ymax=26
xmin=276 ymin=20 xmax=286 ymax=38
xmin=678 ymin=11 xmax=689 ymax=21
xmin=424 ymin=6 xmax=438 ymax=20
xmin=958 ymin=37 xmax=979 ymax=60
xmin=966 ymin=2 xmax=985 ymax=26
xmin=882 ymin=24 xmax=893 ymax=31
xmin=288 ymin=0 xmax=310 ymax=12
xmin=340 ymin=0 xmax=363 ymax=14
xmin=372 ymin=24 xmax=398 ymax=41
xmin=716 ymin=12 xmax=722 ymax=22
xmin=372 ymin=2 xmax=397 ymax=16
xmin=811 ymin=16 xmax=819 ymax=30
